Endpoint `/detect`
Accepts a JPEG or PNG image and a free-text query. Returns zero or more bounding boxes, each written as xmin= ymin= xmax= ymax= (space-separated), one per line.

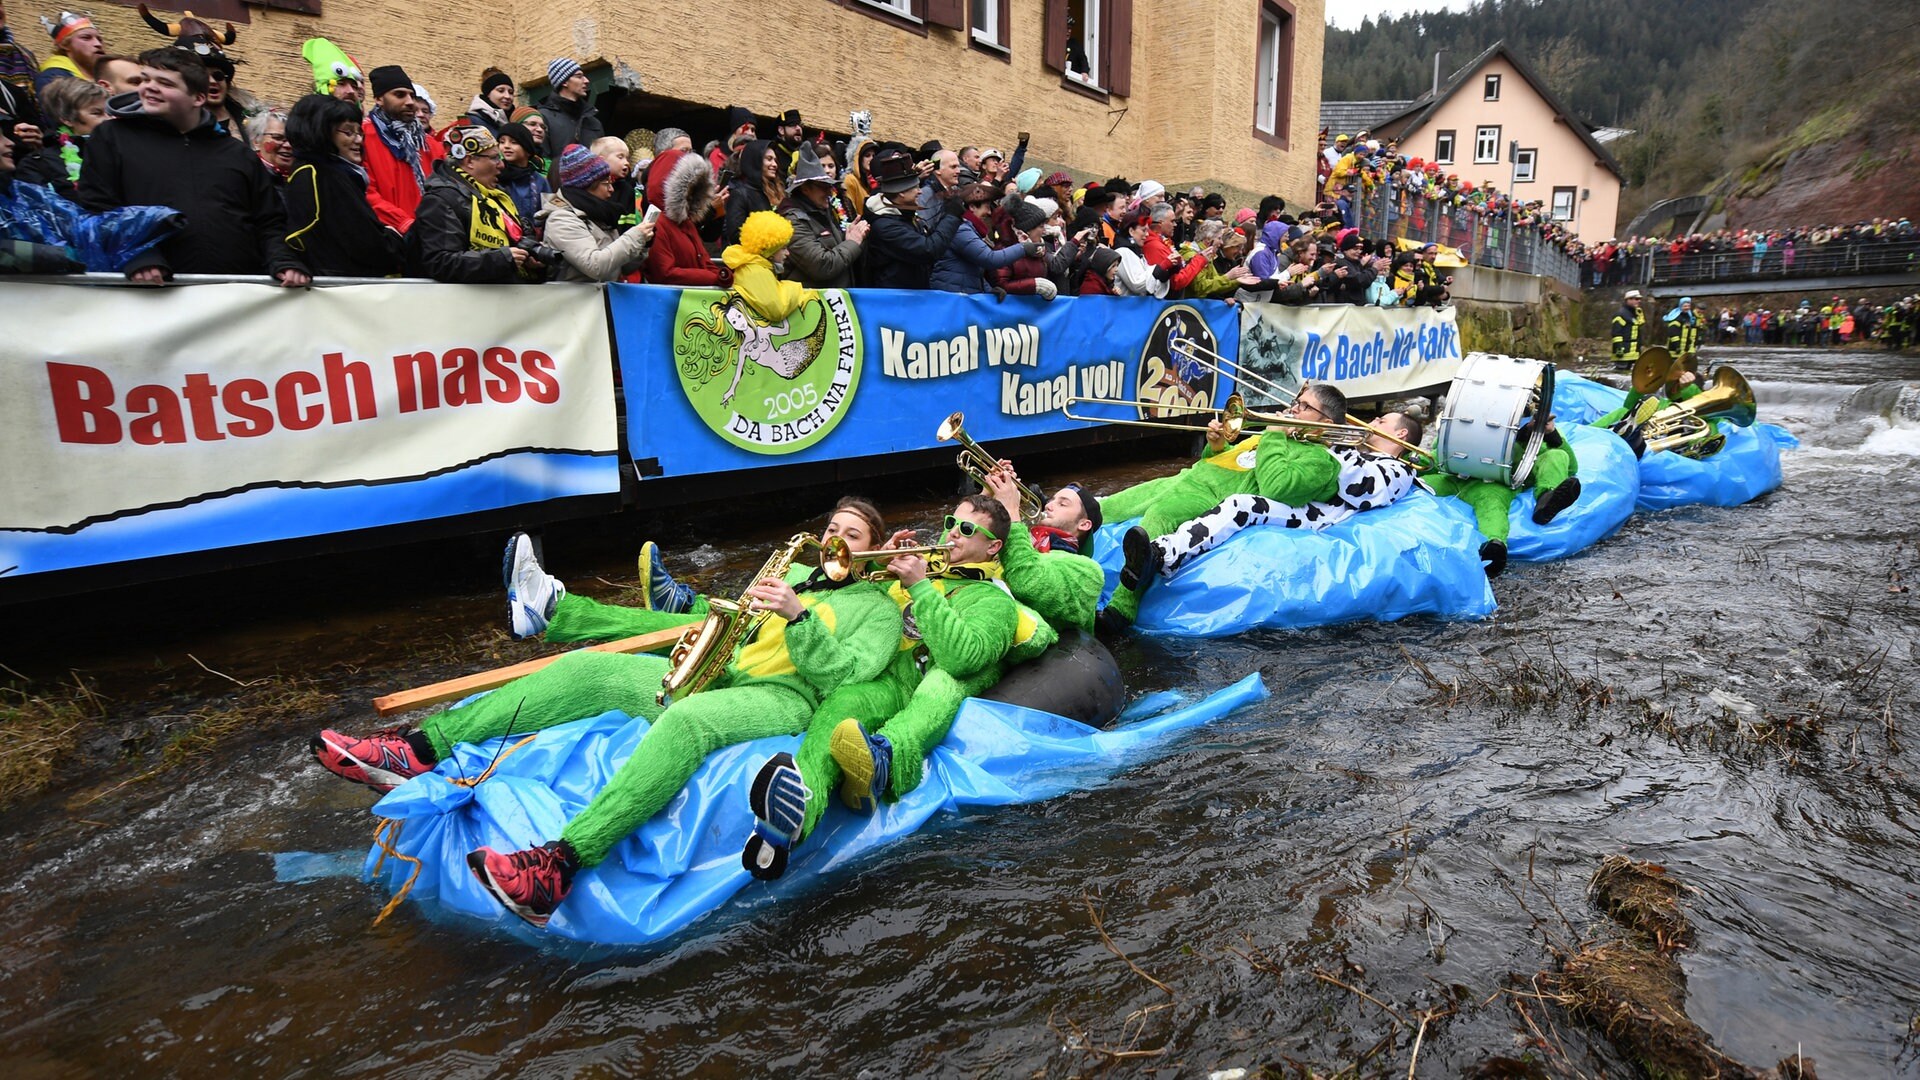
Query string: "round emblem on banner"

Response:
xmin=671 ymin=290 xmax=861 ymax=455
xmin=1133 ymin=304 xmax=1218 ymax=418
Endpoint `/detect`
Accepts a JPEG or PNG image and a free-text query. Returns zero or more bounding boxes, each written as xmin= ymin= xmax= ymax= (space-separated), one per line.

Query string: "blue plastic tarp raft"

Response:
xmin=362 ymin=675 xmax=1268 ymax=945
xmin=1552 ymin=373 xmax=1795 ymax=510
xmin=1505 ymin=422 xmax=1640 ymax=562
xmin=1091 ymin=491 xmax=1495 ymax=637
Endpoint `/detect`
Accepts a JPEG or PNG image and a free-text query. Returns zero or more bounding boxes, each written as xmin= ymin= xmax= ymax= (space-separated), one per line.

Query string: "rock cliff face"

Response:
xmin=1724 ymin=132 xmax=1920 ymax=228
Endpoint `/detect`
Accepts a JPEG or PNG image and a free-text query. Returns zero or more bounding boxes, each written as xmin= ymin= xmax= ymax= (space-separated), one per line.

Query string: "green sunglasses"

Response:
xmin=943 ymin=514 xmax=999 ymax=541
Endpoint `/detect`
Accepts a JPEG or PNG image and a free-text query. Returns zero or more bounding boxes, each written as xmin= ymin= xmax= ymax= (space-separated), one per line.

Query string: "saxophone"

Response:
xmin=656 ymin=533 xmax=826 ymax=706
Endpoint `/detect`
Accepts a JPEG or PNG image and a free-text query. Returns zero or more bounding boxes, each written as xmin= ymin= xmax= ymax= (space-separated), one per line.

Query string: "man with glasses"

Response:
xmin=77 ymin=47 xmax=307 ymax=286
xmin=1095 ymin=383 xmax=1351 ymax=625
xmin=741 ymin=494 xmax=1061 ymax=879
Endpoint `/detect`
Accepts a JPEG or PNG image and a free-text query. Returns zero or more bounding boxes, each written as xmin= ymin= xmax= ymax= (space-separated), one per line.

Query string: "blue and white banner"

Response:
xmin=0 ymin=282 xmax=620 ymax=579
xmin=1238 ymin=302 xmax=1463 ymax=403
xmin=609 ymin=284 xmax=1241 ymax=478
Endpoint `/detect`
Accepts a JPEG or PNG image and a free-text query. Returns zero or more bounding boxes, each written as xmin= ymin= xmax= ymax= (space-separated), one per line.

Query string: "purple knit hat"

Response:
xmin=556 ymin=143 xmax=611 ymax=189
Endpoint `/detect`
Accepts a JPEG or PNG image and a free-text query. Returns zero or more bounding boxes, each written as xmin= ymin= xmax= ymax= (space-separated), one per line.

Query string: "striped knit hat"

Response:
xmin=556 ymin=143 xmax=610 ymax=189
xmin=546 ymin=57 xmax=583 ymax=88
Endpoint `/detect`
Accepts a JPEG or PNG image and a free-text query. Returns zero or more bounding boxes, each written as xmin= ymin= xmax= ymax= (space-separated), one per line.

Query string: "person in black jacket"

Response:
xmin=408 ymin=124 xmax=546 ymax=284
xmin=282 ymin=93 xmax=403 ymax=278
xmin=77 ymin=48 xmax=307 ymax=286
xmin=724 ymin=137 xmax=783 ymax=246
xmin=1313 ymin=228 xmax=1375 ymax=305
xmin=860 ymin=146 xmax=958 ymax=291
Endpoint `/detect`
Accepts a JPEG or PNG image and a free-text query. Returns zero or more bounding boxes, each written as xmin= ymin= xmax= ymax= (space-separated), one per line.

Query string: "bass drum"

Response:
xmin=981 ymin=630 xmax=1127 ymax=728
xmin=1433 ymin=352 xmax=1556 ymax=490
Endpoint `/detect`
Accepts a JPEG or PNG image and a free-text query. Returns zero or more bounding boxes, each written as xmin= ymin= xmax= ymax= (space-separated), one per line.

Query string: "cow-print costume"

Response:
xmin=1152 ymin=447 xmax=1421 ymax=576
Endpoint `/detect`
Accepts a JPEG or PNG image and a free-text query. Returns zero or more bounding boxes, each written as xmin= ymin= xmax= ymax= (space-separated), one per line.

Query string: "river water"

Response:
xmin=4 ymin=346 xmax=1918 ymax=1078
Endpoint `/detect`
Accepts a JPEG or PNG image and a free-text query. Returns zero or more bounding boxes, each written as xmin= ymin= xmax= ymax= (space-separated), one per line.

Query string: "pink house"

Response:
xmin=1324 ymin=41 xmax=1623 ymax=241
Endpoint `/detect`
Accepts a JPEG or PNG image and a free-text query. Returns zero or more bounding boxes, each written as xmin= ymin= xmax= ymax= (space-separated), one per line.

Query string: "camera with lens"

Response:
xmin=514 ymin=239 xmax=562 ymax=267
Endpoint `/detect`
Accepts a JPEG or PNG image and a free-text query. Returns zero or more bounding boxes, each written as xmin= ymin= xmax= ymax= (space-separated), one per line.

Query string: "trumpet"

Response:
xmin=937 ymin=411 xmax=1045 ymax=520
xmin=658 ymin=533 xmax=828 ymax=706
xmin=818 ymin=536 xmax=953 ymax=582
xmin=1169 ymin=339 xmax=1429 ymax=459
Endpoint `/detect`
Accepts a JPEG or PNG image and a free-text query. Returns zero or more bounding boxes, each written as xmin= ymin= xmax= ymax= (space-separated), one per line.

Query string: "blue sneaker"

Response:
xmin=829 ymin=718 xmax=892 ymax=814
xmin=636 ymin=540 xmax=696 ymax=614
xmin=742 ymin=752 xmax=812 ymax=881
xmin=504 ymin=532 xmax=563 ymax=640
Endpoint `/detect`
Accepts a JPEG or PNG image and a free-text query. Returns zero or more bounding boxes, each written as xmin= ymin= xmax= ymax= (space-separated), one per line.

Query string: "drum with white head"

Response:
xmin=1433 ymin=352 xmax=1556 ymax=489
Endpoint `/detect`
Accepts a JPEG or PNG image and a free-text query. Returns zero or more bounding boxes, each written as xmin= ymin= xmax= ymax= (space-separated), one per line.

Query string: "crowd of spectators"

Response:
xmin=1584 ymin=220 xmax=1919 ymax=288
xmin=1316 ymin=130 xmax=1589 ymax=268
xmin=0 ymin=14 xmax=1461 ymax=307
xmin=1707 ymin=294 xmax=1919 ymax=350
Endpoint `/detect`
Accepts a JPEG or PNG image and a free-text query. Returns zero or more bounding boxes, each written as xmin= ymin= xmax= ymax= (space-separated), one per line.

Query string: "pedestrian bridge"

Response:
xmin=1604 ymin=238 xmax=1920 ymax=296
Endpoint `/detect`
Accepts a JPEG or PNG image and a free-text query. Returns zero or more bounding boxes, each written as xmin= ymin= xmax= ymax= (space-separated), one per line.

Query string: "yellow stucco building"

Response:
xmin=12 ymin=0 xmax=1325 ymax=205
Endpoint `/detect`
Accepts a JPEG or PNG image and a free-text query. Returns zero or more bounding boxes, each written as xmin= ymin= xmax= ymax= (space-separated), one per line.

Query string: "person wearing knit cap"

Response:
xmin=779 ymin=140 xmax=866 ymax=290
xmin=495 ymin=122 xmax=551 ymax=229
xmin=992 ymin=197 xmax=1058 ymax=300
xmin=1133 ymin=179 xmax=1165 ymax=209
xmin=537 ymin=57 xmax=602 ymax=165
xmin=411 ymin=124 xmax=546 ymax=283
xmin=360 ymin=65 xmax=442 ymax=231
xmin=709 ymin=104 xmax=755 ymax=174
xmin=539 ymin=142 xmax=652 ymax=282
xmin=465 ymin=68 xmax=514 ymax=136
xmin=508 ymin=105 xmax=547 ymax=155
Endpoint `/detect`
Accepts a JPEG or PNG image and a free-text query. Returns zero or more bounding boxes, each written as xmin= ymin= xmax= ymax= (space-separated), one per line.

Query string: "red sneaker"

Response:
xmin=467 ymin=842 xmax=576 ymax=928
xmin=310 ymin=728 xmax=433 ymax=792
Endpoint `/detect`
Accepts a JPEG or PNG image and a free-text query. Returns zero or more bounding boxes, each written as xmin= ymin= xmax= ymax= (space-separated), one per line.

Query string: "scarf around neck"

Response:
xmin=369 ymin=107 xmax=428 ymax=186
xmin=561 ymin=185 xmax=624 ymax=230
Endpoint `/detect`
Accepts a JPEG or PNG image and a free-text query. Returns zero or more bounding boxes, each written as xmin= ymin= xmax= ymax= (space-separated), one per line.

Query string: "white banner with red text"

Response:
xmin=0 ymin=282 xmax=620 ymax=577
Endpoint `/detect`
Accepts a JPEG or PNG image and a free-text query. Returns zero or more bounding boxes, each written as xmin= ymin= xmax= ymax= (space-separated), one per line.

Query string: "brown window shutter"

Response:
xmin=925 ymin=0 xmax=965 ymax=29
xmin=253 ymin=0 xmax=322 ymax=13
xmin=1102 ymin=0 xmax=1133 ymax=96
xmin=998 ymin=0 xmax=1012 ymax=47
xmin=1043 ymin=0 xmax=1067 ymax=72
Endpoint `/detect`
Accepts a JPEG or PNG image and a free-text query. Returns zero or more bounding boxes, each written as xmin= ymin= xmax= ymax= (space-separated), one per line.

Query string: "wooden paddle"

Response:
xmin=372 ymin=626 xmax=689 ymax=717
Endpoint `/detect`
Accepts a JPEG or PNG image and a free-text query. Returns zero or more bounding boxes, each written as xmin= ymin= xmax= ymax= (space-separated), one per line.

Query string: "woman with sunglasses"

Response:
xmin=742 ymin=495 xmax=1058 ymax=878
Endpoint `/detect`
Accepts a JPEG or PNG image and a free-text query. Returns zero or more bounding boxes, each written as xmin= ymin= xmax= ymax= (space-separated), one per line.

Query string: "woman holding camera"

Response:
xmin=539 ymin=144 xmax=654 ymax=282
xmin=408 ymin=124 xmax=548 ymax=283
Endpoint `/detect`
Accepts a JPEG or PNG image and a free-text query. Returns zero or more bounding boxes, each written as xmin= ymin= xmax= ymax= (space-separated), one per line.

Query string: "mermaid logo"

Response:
xmin=1134 ymin=303 xmax=1220 ymax=417
xmin=672 ymin=289 xmax=862 ymax=454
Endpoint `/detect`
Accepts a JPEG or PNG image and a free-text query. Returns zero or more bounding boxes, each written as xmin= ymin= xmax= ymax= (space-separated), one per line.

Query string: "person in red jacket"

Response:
xmin=643 ymin=147 xmax=730 ymax=287
xmin=360 ymin=64 xmax=442 ymax=232
xmin=1078 ymin=246 xmax=1119 ymax=295
xmin=993 ymin=196 xmax=1058 ymax=299
xmin=1142 ymin=203 xmax=1205 ymax=295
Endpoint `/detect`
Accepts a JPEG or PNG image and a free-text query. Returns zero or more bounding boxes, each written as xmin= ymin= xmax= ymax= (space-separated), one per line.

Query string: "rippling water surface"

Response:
xmin=4 ymin=347 xmax=1918 ymax=1077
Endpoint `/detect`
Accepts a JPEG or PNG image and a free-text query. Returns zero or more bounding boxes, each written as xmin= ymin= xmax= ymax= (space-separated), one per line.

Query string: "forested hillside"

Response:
xmin=1327 ymin=0 xmax=1920 ymax=228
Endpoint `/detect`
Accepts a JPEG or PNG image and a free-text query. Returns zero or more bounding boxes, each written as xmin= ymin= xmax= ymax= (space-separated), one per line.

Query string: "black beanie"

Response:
xmin=480 ymin=68 xmax=513 ymax=95
xmin=369 ymin=65 xmax=412 ymax=99
xmin=1011 ymin=198 xmax=1047 ymax=233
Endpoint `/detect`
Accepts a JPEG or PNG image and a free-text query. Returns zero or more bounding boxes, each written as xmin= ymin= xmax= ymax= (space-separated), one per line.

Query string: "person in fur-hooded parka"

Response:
xmin=643 ymin=147 xmax=730 ymax=287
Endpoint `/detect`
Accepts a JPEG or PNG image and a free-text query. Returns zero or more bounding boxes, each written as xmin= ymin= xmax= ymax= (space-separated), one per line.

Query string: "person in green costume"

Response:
xmin=311 ymin=500 xmax=903 ymax=928
xmin=1097 ymin=382 xmax=1352 ymax=626
xmin=1592 ymin=365 xmax=1712 ymax=460
xmin=733 ymin=474 xmax=1105 ymax=880
xmin=1424 ymin=417 xmax=1581 ymax=577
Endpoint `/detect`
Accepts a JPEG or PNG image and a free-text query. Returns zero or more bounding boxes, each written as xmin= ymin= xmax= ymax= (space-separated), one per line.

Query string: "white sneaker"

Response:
xmin=503 ymin=532 xmax=564 ymax=639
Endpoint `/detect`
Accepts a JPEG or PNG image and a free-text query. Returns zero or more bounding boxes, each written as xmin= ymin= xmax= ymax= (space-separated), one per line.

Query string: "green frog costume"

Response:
xmin=1424 ymin=428 xmax=1580 ymax=575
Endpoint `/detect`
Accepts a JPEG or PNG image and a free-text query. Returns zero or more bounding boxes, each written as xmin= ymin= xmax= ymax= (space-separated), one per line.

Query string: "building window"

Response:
xmin=971 ymin=0 xmax=1010 ymax=48
xmin=1474 ymin=125 xmax=1500 ymax=163
xmin=1484 ymin=74 xmax=1500 ymax=101
xmin=1551 ymin=186 xmax=1577 ymax=221
xmin=1434 ymin=130 xmax=1455 ymax=164
xmin=1044 ymin=0 xmax=1131 ymax=96
xmin=1254 ymin=4 xmax=1293 ymax=137
xmin=1067 ymin=0 xmax=1101 ymax=86
xmin=857 ymin=0 xmax=916 ymax=16
xmin=1514 ymin=148 xmax=1536 ymax=182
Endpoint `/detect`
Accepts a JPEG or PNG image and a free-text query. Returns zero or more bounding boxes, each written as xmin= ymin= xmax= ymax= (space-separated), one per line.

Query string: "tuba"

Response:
xmin=1641 ymin=365 xmax=1757 ymax=458
xmin=657 ymin=533 xmax=827 ymax=706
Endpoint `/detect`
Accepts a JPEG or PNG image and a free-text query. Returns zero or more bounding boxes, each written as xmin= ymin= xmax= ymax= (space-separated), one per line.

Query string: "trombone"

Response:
xmin=1168 ymin=338 xmax=1430 ymax=459
xmin=818 ymin=535 xmax=952 ymax=582
xmin=937 ymin=411 xmax=1045 ymax=521
xmin=1061 ymin=394 xmax=1243 ymax=439
xmin=1063 ymin=393 xmax=1377 ymax=447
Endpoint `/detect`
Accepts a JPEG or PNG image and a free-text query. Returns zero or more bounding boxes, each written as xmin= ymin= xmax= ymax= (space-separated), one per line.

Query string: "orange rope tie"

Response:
xmin=368 ymin=734 xmax=539 ymax=927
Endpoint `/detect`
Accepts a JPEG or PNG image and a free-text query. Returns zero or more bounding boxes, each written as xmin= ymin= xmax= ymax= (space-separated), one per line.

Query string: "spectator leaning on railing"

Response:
xmin=862 ymin=145 xmax=960 ymax=291
xmin=283 ymin=93 xmax=404 ymax=278
xmin=539 ymin=142 xmax=652 ymax=283
xmin=78 ymin=48 xmax=307 ymax=286
xmin=408 ymin=124 xmax=544 ymax=284
xmin=778 ymin=141 xmax=866 ymax=290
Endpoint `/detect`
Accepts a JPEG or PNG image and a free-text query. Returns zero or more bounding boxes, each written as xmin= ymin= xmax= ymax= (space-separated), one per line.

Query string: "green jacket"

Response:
xmin=719 ymin=577 xmax=902 ymax=706
xmin=1254 ymin=428 xmax=1343 ymax=506
xmin=999 ymin=522 xmax=1104 ymax=635
xmin=904 ymin=574 xmax=1019 ymax=681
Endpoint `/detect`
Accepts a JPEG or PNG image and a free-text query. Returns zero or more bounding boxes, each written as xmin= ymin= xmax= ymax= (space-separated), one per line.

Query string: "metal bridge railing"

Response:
xmin=1353 ymin=186 xmax=1584 ymax=289
xmin=1632 ymin=239 xmax=1920 ymax=287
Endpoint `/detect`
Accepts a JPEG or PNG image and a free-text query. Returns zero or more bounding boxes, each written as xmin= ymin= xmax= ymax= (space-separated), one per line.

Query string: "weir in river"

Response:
xmin=1 ymin=346 xmax=1916 ymax=1075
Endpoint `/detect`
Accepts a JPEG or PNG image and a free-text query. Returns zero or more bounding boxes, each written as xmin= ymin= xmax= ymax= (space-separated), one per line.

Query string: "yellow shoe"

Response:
xmin=829 ymin=718 xmax=890 ymax=814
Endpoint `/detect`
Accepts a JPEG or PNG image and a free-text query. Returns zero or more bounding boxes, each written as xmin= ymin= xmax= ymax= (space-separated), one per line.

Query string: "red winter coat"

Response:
xmin=361 ymin=116 xmax=445 ymax=232
xmin=1080 ymin=270 xmax=1114 ymax=296
xmin=644 ymin=149 xmax=730 ymax=287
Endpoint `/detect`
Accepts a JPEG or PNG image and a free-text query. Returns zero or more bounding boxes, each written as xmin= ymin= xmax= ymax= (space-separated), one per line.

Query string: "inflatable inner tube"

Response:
xmin=980 ymin=630 xmax=1125 ymax=727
